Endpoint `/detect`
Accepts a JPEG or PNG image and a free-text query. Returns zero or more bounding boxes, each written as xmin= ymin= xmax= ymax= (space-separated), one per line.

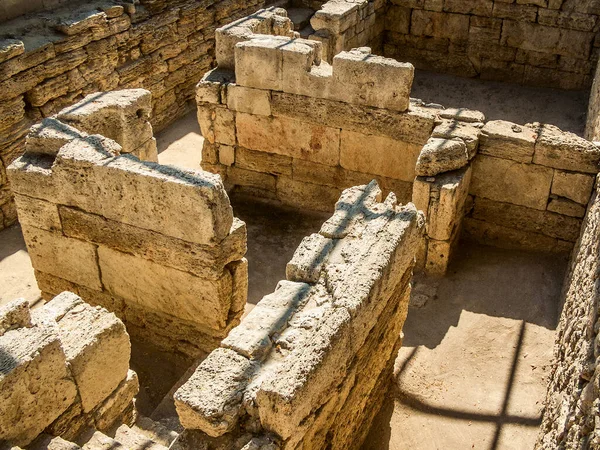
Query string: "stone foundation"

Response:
xmin=0 ymin=292 xmax=137 ymax=447
xmin=7 ymin=89 xmax=248 ymax=358
xmin=172 ymin=181 xmax=425 ymax=449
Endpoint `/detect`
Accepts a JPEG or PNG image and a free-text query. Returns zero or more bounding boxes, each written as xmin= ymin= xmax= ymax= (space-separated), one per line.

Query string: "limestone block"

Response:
xmin=236 ymin=113 xmax=340 ymax=166
xmin=174 ymin=348 xmax=254 ymax=436
xmin=227 ymin=166 xmax=277 ymax=191
xmin=277 ymin=176 xmax=343 ymax=212
xmin=236 ymin=147 xmax=293 ymax=176
xmin=0 ymin=298 xmax=31 ymax=336
xmin=479 ymin=120 xmax=536 ymax=163
xmin=533 ymin=124 xmax=600 ymax=173
xmin=98 ymin=246 xmax=233 ymax=332
xmin=7 ymin=153 xmax=58 ymax=202
xmin=228 ymin=257 xmax=249 ymax=315
xmin=227 ymin=85 xmax=271 ymax=116
xmin=287 ymin=234 xmax=335 ymax=283
xmin=56 ymin=90 xmax=153 ymax=154
xmin=0 ymin=39 xmax=24 ymax=64
xmin=439 ymin=108 xmax=485 ymax=123
xmin=431 ymin=119 xmax=480 ymax=158
xmin=222 ymin=281 xmax=311 ymax=359
xmin=42 ymin=293 xmax=131 ymax=412
xmin=311 ymin=1 xmax=359 ymax=34
xmin=196 ymin=68 xmax=234 ymax=105
xmin=81 ymin=431 xmax=125 ymax=449
xmin=13 ymin=194 xmax=61 ymax=232
xmin=471 ymin=197 xmax=582 ymax=242
xmin=131 ymin=137 xmax=158 ymax=162
xmin=470 ymin=155 xmax=554 ymax=210
xmin=219 ymin=145 xmax=235 ymax=166
xmin=25 ymin=118 xmax=88 ymax=156
xmin=197 ymin=105 xmax=215 ymax=144
xmin=0 ymin=325 xmax=78 ymax=446
xmin=340 ymin=130 xmax=422 ymax=181
xmin=235 ymin=36 xmax=290 ymax=91
xmin=412 ymin=177 xmax=431 ymax=214
xmin=415 ymin=137 xmax=469 ymax=177
xmin=332 ymin=50 xmax=413 ymax=112
xmin=551 ymin=170 xmax=595 ymax=205
xmin=22 ymin=226 xmax=102 ymax=290
xmin=427 ymin=166 xmax=472 ymax=241
xmin=53 ymin=143 xmax=234 ymax=245
xmin=93 ymin=370 xmax=139 ymax=431
xmin=29 ymin=435 xmax=81 ymax=450
xmin=547 ymin=197 xmax=587 ymax=218
xmin=425 ymin=238 xmax=453 ymax=276
xmin=214 ymin=108 xmax=236 ymax=146
xmin=411 ymin=10 xmax=470 ymax=40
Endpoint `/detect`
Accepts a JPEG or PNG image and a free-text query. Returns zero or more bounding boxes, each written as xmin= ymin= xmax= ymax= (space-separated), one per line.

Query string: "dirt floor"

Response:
xmin=363 ymin=243 xmax=568 ymax=450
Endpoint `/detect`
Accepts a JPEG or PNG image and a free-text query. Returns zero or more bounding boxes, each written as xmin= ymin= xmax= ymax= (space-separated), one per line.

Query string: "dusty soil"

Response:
xmin=363 ymin=242 xmax=568 ymax=450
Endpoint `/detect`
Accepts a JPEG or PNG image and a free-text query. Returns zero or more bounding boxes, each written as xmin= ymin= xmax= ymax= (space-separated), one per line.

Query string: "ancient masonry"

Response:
xmin=173 ymin=182 xmax=424 ymax=449
xmin=0 ymin=292 xmax=136 ymax=447
xmin=7 ymin=89 xmax=248 ymax=358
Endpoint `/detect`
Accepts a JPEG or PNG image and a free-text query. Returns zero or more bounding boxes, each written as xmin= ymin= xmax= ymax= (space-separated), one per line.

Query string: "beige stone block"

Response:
xmin=93 ymin=370 xmax=139 ymax=431
xmin=0 ymin=298 xmax=31 ymax=336
xmin=340 ymin=130 xmax=421 ymax=181
xmin=7 ymin=153 xmax=58 ymax=202
xmin=174 ymin=348 xmax=254 ymax=436
xmin=479 ymin=120 xmax=536 ymax=163
xmin=98 ymin=246 xmax=233 ymax=332
xmin=415 ymin=137 xmax=469 ymax=177
xmin=431 ymin=120 xmax=480 ymax=159
xmin=29 ymin=434 xmax=81 ymax=450
xmin=411 ymin=10 xmax=469 ymax=40
xmin=439 ymin=108 xmax=485 ymax=123
xmin=236 ymin=113 xmax=340 ymax=166
xmin=227 ymin=166 xmax=277 ymax=191
xmin=57 ymin=89 xmax=153 ymax=154
xmin=287 ymin=234 xmax=335 ymax=283
xmin=44 ymin=293 xmax=131 ymax=413
xmin=412 ymin=177 xmax=431 ymax=214
xmin=214 ymin=108 xmax=236 ymax=146
xmin=131 ymin=137 xmax=158 ymax=162
xmin=196 ymin=67 xmax=233 ymax=105
xmin=236 ymin=147 xmax=292 ymax=176
xmin=533 ymin=124 xmax=600 ymax=173
xmin=219 ymin=145 xmax=235 ymax=166
xmin=425 ymin=238 xmax=453 ymax=276
xmin=235 ymin=36 xmax=289 ymax=91
xmin=25 ymin=118 xmax=88 ymax=156
xmin=471 ymin=197 xmax=582 ymax=241
xmin=22 ymin=226 xmax=101 ymax=290
xmin=462 ymin=217 xmax=573 ymax=253
xmin=551 ymin=170 xmax=595 ymax=205
xmin=13 ymin=194 xmax=61 ymax=232
xmin=277 ymin=176 xmax=343 ymax=212
xmin=470 ymin=155 xmax=553 ymax=210
xmin=547 ymin=197 xmax=586 ymax=218
xmin=226 ymin=85 xmax=271 ymax=116
xmin=197 ymin=104 xmax=215 ymax=144
xmin=228 ymin=257 xmax=248 ymax=315
xmin=0 ymin=325 xmax=78 ymax=446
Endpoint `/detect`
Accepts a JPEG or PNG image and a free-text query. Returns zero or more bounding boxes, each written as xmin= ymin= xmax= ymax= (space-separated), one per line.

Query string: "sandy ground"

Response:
xmin=363 ymin=243 xmax=568 ymax=450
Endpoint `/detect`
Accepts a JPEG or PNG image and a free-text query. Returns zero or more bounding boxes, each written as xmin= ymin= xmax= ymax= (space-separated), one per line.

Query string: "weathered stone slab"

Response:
xmin=533 ymin=124 xmax=600 ymax=173
xmin=227 ymin=85 xmax=271 ymax=116
xmin=431 ymin=119 xmax=480 ymax=159
xmin=439 ymin=107 xmax=485 ymax=123
xmin=287 ymin=234 xmax=335 ymax=283
xmin=479 ymin=120 xmax=536 ymax=163
xmin=174 ymin=348 xmax=254 ymax=436
xmin=340 ymin=130 xmax=421 ymax=181
xmin=0 ymin=298 xmax=31 ymax=336
xmin=547 ymin=197 xmax=587 ymax=218
xmin=236 ymin=113 xmax=340 ymax=166
xmin=7 ymin=153 xmax=58 ymax=202
xmin=13 ymin=194 xmax=61 ymax=232
xmin=551 ymin=170 xmax=595 ymax=205
xmin=236 ymin=147 xmax=292 ymax=176
xmin=0 ymin=325 xmax=78 ymax=446
xmin=415 ymin=137 xmax=469 ymax=176
xmin=25 ymin=118 xmax=87 ymax=156
xmin=235 ymin=36 xmax=289 ymax=91
xmin=470 ymin=155 xmax=553 ymax=210
xmin=196 ymin=68 xmax=233 ymax=105
xmin=227 ymin=166 xmax=277 ymax=192
xmin=94 ymin=370 xmax=139 ymax=431
xmin=98 ymin=246 xmax=233 ymax=332
xmin=22 ymin=226 xmax=102 ymax=290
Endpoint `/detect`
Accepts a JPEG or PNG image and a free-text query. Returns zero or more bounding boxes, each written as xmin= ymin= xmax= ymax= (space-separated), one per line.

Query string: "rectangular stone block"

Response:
xmin=93 ymin=370 xmax=139 ymax=431
xmin=340 ymin=130 xmax=422 ymax=181
xmin=235 ymin=36 xmax=289 ymax=91
xmin=479 ymin=120 xmax=536 ymax=163
xmin=43 ymin=293 xmax=131 ymax=413
xmin=7 ymin=153 xmax=57 ymax=202
xmin=424 ymin=238 xmax=454 ymax=276
xmin=226 ymin=85 xmax=271 ymax=116
xmin=98 ymin=246 xmax=233 ymax=333
xmin=411 ymin=10 xmax=469 ymax=40
xmin=236 ymin=113 xmax=340 ymax=166
xmin=0 ymin=325 xmax=78 ymax=446
xmin=431 ymin=119 xmax=480 ymax=158
xmin=551 ymin=170 xmax=595 ymax=205
xmin=236 ymin=146 xmax=292 ymax=176
xmin=533 ymin=124 xmax=600 ymax=173
xmin=22 ymin=226 xmax=102 ymax=290
xmin=13 ymin=194 xmax=61 ymax=232
xmin=471 ymin=197 xmax=582 ymax=242
xmin=470 ymin=155 xmax=553 ymax=210
xmin=0 ymin=298 xmax=31 ymax=336
xmin=227 ymin=166 xmax=277 ymax=191
xmin=277 ymin=176 xmax=343 ymax=212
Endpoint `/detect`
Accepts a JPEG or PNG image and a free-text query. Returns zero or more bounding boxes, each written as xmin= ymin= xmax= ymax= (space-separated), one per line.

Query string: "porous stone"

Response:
xmin=415 ymin=137 xmax=469 ymax=176
xmin=227 ymin=85 xmax=271 ymax=116
xmin=13 ymin=194 xmax=61 ymax=232
xmin=25 ymin=118 xmax=88 ymax=156
xmin=92 ymin=369 xmax=138 ymax=431
xmin=551 ymin=170 xmax=595 ymax=205
xmin=0 ymin=298 xmax=32 ymax=336
xmin=431 ymin=119 xmax=480 ymax=158
xmin=287 ymin=234 xmax=335 ymax=283
xmin=547 ymin=197 xmax=587 ymax=218
xmin=479 ymin=120 xmax=536 ymax=163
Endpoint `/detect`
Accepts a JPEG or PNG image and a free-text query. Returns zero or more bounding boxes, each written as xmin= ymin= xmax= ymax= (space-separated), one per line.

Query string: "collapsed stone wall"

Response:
xmin=384 ymin=0 xmax=600 ymax=89
xmin=7 ymin=90 xmax=248 ymax=358
xmin=0 ymin=0 xmax=267 ymax=232
xmin=536 ymin=176 xmax=600 ymax=449
xmin=0 ymin=292 xmax=137 ymax=447
xmin=171 ymin=182 xmax=424 ymax=450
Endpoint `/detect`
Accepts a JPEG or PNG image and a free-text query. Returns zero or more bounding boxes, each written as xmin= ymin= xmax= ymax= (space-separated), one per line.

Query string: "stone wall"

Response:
xmin=7 ymin=90 xmax=248 ymax=358
xmin=384 ymin=0 xmax=600 ymax=89
xmin=463 ymin=120 xmax=598 ymax=254
xmin=0 ymin=0 xmax=267 ymax=232
xmin=172 ymin=182 xmax=425 ymax=450
xmin=0 ymin=292 xmax=138 ymax=447
xmin=586 ymin=61 xmax=600 ymax=141
xmin=536 ymin=176 xmax=600 ymax=449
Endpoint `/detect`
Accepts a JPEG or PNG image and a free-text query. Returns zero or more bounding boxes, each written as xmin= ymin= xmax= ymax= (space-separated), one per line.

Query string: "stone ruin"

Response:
xmin=0 ymin=0 xmax=600 ymax=449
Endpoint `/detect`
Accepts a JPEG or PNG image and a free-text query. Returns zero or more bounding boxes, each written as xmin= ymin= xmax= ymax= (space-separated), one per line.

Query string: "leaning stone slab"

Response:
xmin=0 ymin=325 xmax=78 ymax=446
xmin=0 ymin=298 xmax=31 ymax=336
xmin=479 ymin=120 xmax=536 ymax=163
xmin=174 ymin=348 xmax=255 ymax=437
xmin=415 ymin=137 xmax=469 ymax=176
xmin=533 ymin=123 xmax=600 ymax=173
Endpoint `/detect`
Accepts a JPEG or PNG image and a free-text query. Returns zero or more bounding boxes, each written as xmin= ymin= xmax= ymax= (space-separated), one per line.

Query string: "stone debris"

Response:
xmin=174 ymin=182 xmax=425 ymax=449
